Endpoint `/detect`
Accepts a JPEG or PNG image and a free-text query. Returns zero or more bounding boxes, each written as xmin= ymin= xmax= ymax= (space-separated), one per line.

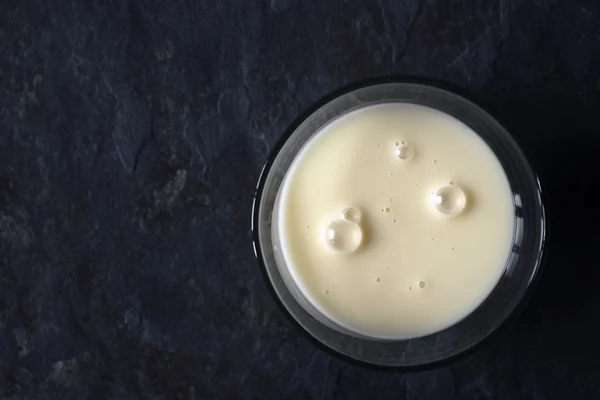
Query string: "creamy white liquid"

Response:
xmin=277 ymin=103 xmax=515 ymax=339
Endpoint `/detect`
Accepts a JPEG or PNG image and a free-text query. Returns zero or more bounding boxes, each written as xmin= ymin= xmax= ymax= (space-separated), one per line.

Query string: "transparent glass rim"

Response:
xmin=252 ymin=76 xmax=546 ymax=369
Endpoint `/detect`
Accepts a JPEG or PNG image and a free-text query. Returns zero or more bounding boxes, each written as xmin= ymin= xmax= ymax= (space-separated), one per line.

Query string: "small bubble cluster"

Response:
xmin=407 ymin=281 xmax=427 ymax=291
xmin=395 ymin=144 xmax=413 ymax=161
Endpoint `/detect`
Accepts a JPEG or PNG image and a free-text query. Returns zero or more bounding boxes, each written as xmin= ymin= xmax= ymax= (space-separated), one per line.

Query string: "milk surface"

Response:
xmin=278 ymin=103 xmax=515 ymax=339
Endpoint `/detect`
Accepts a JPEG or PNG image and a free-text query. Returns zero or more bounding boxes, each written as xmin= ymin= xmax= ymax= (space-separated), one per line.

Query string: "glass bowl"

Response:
xmin=251 ymin=77 xmax=546 ymax=368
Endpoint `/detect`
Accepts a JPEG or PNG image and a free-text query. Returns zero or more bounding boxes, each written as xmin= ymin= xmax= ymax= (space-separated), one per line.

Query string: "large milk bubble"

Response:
xmin=431 ymin=183 xmax=467 ymax=217
xmin=324 ymin=207 xmax=363 ymax=253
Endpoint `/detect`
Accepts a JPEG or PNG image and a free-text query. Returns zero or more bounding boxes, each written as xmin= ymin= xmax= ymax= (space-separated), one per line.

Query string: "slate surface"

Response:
xmin=1 ymin=0 xmax=599 ymax=398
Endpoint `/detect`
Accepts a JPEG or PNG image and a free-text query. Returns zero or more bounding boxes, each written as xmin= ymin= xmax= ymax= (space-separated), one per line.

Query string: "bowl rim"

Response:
xmin=251 ymin=75 xmax=547 ymax=370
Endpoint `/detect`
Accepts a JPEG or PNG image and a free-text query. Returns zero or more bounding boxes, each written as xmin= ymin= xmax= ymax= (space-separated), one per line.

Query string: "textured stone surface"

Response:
xmin=1 ymin=0 xmax=599 ymax=398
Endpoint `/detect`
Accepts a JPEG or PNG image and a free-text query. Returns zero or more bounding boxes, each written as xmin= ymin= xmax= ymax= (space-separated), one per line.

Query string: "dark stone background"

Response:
xmin=0 ymin=0 xmax=599 ymax=398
